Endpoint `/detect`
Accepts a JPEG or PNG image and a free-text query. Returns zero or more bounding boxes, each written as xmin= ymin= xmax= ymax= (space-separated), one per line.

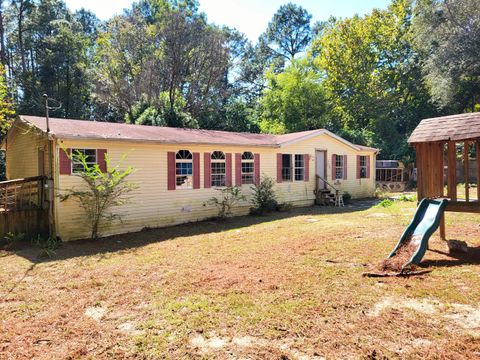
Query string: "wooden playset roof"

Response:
xmin=408 ymin=112 xmax=480 ymax=144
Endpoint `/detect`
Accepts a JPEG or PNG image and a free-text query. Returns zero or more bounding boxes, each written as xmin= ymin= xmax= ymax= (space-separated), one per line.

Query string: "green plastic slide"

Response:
xmin=388 ymin=198 xmax=448 ymax=266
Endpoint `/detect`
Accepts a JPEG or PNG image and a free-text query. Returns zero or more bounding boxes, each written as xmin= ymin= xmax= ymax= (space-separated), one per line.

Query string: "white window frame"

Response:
xmin=241 ymin=151 xmax=255 ymax=185
xmin=360 ymin=155 xmax=367 ymax=179
xmin=294 ymin=154 xmax=304 ymax=181
xmin=335 ymin=155 xmax=344 ymax=180
xmin=71 ymin=148 xmax=97 ymax=174
xmin=211 ymin=151 xmax=226 ymax=187
xmin=176 ymin=150 xmax=193 ymax=190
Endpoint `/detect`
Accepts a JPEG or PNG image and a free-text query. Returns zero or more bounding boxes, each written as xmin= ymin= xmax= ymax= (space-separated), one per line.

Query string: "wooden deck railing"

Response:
xmin=0 ymin=176 xmax=47 ymax=212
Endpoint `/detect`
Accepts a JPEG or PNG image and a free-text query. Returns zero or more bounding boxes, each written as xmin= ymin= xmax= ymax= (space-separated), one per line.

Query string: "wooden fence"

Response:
xmin=0 ymin=176 xmax=49 ymax=238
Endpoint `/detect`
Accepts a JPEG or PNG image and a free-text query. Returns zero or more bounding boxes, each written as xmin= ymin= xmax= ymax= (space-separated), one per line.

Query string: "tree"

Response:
xmin=413 ymin=0 xmax=480 ymax=111
xmin=94 ymin=1 xmax=231 ymax=128
xmin=258 ymin=59 xmax=329 ymax=134
xmin=5 ymin=0 xmax=96 ymax=118
xmin=60 ymin=150 xmax=136 ymax=240
xmin=0 ymin=64 xmax=14 ymax=134
xmin=263 ymin=3 xmax=312 ymax=61
xmin=311 ymin=0 xmax=437 ymax=160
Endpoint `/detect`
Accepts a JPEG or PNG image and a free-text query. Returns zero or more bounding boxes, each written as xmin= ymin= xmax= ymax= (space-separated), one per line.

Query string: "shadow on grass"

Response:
xmin=3 ymin=199 xmax=379 ymax=264
xmin=422 ymin=246 xmax=480 ymax=267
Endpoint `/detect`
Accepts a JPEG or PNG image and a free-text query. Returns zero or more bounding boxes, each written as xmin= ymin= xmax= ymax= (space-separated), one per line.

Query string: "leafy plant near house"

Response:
xmin=250 ymin=176 xmax=278 ymax=215
xmin=1 ymin=232 xmax=25 ymax=249
xmin=32 ymin=235 xmax=63 ymax=258
xmin=208 ymin=186 xmax=246 ymax=219
xmin=60 ymin=150 xmax=136 ymax=240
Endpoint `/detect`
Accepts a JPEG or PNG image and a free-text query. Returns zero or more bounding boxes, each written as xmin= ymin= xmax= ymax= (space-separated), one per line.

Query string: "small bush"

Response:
xmin=397 ymin=194 xmax=415 ymax=202
xmin=376 ymin=199 xmax=394 ymax=208
xmin=374 ymin=187 xmax=389 ymax=199
xmin=1 ymin=232 xmax=25 ymax=249
xmin=208 ymin=186 xmax=246 ymax=219
xmin=277 ymin=202 xmax=293 ymax=212
xmin=32 ymin=235 xmax=63 ymax=258
xmin=250 ymin=176 xmax=278 ymax=215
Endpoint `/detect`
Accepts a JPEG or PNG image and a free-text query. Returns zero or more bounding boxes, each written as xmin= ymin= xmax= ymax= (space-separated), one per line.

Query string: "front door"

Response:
xmin=316 ymin=150 xmax=326 ymax=189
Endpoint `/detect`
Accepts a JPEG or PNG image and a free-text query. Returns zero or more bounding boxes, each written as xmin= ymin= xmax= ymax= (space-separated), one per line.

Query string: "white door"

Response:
xmin=316 ymin=150 xmax=326 ymax=189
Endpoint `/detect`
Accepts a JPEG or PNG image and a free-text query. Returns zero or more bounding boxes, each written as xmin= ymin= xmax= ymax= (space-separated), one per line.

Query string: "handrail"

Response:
xmin=0 ymin=176 xmax=47 ymax=187
xmin=316 ymin=175 xmax=339 ymax=194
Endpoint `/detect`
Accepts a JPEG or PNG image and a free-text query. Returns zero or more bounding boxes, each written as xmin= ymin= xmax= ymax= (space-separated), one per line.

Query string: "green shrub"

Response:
xmin=1 ymin=232 xmax=25 ymax=249
xmin=32 ymin=235 xmax=62 ymax=258
xmin=376 ymin=199 xmax=394 ymax=208
xmin=60 ymin=149 xmax=136 ymax=240
xmin=207 ymin=186 xmax=246 ymax=219
xmin=250 ymin=176 xmax=278 ymax=215
xmin=277 ymin=202 xmax=293 ymax=212
xmin=397 ymin=194 xmax=415 ymax=202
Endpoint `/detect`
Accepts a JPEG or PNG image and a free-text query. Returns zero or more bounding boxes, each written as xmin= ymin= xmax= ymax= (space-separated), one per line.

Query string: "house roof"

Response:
xmin=408 ymin=112 xmax=480 ymax=144
xmin=16 ymin=115 xmax=378 ymax=152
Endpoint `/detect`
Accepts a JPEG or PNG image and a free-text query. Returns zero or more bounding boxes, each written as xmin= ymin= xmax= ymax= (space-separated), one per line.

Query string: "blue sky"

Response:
xmin=65 ymin=0 xmax=391 ymax=41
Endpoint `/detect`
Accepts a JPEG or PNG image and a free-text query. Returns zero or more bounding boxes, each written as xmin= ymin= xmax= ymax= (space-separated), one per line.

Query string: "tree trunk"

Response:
xmin=0 ymin=0 xmax=6 ymax=67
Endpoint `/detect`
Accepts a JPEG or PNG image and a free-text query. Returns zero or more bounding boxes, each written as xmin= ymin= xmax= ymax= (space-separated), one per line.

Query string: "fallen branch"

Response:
xmin=362 ymin=269 xmax=432 ymax=278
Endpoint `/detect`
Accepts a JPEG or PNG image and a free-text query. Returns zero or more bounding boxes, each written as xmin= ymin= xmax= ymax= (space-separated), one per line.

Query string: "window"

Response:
xmin=211 ymin=151 xmax=226 ymax=187
xmin=241 ymin=152 xmax=255 ymax=184
xmin=72 ymin=149 xmax=97 ymax=173
xmin=282 ymin=154 xmax=292 ymax=181
xmin=294 ymin=155 xmax=304 ymax=181
xmin=335 ymin=155 xmax=344 ymax=180
xmin=360 ymin=156 xmax=367 ymax=178
xmin=176 ymin=150 xmax=193 ymax=189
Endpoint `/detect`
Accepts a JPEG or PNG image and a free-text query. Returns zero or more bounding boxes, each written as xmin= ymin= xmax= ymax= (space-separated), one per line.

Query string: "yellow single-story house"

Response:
xmin=4 ymin=115 xmax=378 ymax=241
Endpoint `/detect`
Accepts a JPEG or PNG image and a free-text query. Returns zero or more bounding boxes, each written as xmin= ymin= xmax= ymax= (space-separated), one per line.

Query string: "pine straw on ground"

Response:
xmin=1 ymin=200 xmax=480 ymax=359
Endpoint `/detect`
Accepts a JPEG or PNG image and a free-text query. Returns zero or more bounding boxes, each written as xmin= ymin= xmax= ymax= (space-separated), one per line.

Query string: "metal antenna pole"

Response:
xmin=43 ymin=94 xmax=50 ymax=133
xmin=43 ymin=94 xmax=55 ymax=239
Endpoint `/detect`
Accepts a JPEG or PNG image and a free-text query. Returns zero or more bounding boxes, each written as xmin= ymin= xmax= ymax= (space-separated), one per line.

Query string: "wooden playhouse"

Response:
xmin=408 ymin=112 xmax=480 ymax=240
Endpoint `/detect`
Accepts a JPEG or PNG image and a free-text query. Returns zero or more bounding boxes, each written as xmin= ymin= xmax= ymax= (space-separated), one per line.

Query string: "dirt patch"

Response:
xmin=369 ymin=297 xmax=480 ymax=335
xmin=377 ymin=235 xmax=420 ymax=272
xmin=84 ymin=306 xmax=106 ymax=321
xmin=189 ymin=333 xmax=325 ymax=359
xmin=368 ymin=297 xmax=440 ymax=317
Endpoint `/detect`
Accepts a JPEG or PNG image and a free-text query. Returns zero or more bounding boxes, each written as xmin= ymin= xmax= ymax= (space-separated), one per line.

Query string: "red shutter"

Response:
xmin=277 ymin=153 xmax=282 ymax=183
xmin=204 ymin=152 xmax=211 ymax=188
xmin=193 ymin=152 xmax=200 ymax=189
xmin=167 ymin=152 xmax=176 ymax=190
xmin=366 ymin=155 xmax=371 ymax=178
xmin=254 ymin=153 xmax=260 ymax=185
xmin=235 ymin=153 xmax=242 ymax=186
xmin=343 ymin=155 xmax=348 ymax=180
xmin=304 ymin=154 xmax=309 ymax=182
xmin=59 ymin=148 xmax=72 ymax=175
xmin=357 ymin=155 xmax=361 ymax=179
xmin=331 ymin=154 xmax=336 ymax=180
xmin=226 ymin=153 xmax=232 ymax=186
xmin=97 ymin=149 xmax=107 ymax=173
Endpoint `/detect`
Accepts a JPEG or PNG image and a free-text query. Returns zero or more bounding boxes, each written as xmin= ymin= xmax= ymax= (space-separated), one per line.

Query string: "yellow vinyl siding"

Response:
xmin=5 ymin=122 xmax=50 ymax=180
xmin=276 ymin=134 xmax=376 ymax=204
xmin=55 ymin=133 xmax=376 ymax=241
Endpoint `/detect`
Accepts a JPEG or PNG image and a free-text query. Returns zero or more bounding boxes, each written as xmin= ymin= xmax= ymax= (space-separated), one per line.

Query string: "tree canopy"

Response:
xmin=1 ymin=0 xmax=479 ymax=162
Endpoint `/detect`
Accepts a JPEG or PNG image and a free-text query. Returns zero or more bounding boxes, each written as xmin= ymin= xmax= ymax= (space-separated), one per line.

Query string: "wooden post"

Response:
xmin=477 ymin=141 xmax=480 ymax=201
xmin=447 ymin=141 xmax=457 ymax=200
xmin=464 ymin=141 xmax=469 ymax=202
xmin=439 ymin=215 xmax=446 ymax=240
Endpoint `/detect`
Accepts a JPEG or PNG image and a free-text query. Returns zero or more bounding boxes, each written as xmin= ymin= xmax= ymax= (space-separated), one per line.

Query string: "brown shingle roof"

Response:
xmin=408 ymin=112 xmax=480 ymax=143
xmin=18 ymin=115 xmax=377 ymax=151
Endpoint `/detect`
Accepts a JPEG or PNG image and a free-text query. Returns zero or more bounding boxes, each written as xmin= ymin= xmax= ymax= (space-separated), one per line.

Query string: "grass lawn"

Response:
xmin=1 ymin=198 xmax=480 ymax=359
